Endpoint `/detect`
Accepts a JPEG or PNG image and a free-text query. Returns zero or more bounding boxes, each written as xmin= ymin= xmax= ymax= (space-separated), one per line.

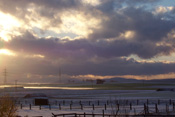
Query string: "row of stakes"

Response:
xmin=19 ymin=99 xmax=174 ymax=106
xmin=19 ymin=101 xmax=175 ymax=113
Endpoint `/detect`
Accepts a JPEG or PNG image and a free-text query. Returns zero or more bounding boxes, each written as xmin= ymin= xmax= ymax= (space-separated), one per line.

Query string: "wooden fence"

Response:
xmin=52 ymin=113 xmax=175 ymax=117
xmin=16 ymin=99 xmax=175 ymax=116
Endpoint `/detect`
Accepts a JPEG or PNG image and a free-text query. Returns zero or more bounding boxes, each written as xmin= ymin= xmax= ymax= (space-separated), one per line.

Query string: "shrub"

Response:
xmin=0 ymin=95 xmax=17 ymax=117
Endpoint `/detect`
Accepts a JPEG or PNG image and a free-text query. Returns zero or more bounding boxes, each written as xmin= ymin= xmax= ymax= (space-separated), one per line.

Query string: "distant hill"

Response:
xmin=104 ymin=77 xmax=175 ymax=84
xmin=146 ymin=78 xmax=175 ymax=84
xmin=105 ymin=77 xmax=141 ymax=83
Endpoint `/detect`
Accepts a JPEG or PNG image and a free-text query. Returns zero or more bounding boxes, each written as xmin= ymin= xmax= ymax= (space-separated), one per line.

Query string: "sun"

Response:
xmin=0 ymin=12 xmax=21 ymax=41
xmin=0 ymin=49 xmax=16 ymax=56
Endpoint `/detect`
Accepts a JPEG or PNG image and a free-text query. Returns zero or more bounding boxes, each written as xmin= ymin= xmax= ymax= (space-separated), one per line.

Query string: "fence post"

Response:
xmin=29 ymin=104 xmax=31 ymax=110
xmin=93 ymin=104 xmax=95 ymax=110
xmin=102 ymin=110 xmax=104 ymax=117
xmin=39 ymin=105 xmax=41 ymax=110
xmin=144 ymin=103 xmax=146 ymax=115
xmin=92 ymin=113 xmax=95 ymax=117
xmin=63 ymin=100 xmax=65 ymax=105
xmin=20 ymin=104 xmax=22 ymax=109
xmin=98 ymin=100 xmax=100 ymax=105
xmin=105 ymin=104 xmax=107 ymax=110
xmin=84 ymin=112 xmax=86 ymax=117
xmin=117 ymin=104 xmax=119 ymax=111
xmin=81 ymin=104 xmax=83 ymax=110
xmin=70 ymin=104 xmax=72 ymax=110
xmin=75 ymin=113 xmax=77 ymax=117
xmin=173 ymin=102 xmax=175 ymax=111
xmin=137 ymin=99 xmax=139 ymax=105
xmin=130 ymin=103 xmax=132 ymax=110
xmin=169 ymin=99 xmax=172 ymax=105
xmin=155 ymin=104 xmax=158 ymax=113
xmin=59 ymin=103 xmax=61 ymax=110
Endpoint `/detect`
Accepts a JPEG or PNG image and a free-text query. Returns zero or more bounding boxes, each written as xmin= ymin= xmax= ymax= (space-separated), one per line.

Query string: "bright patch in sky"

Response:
xmin=120 ymin=30 xmax=136 ymax=39
xmin=61 ymin=12 xmax=101 ymax=37
xmin=82 ymin=0 xmax=101 ymax=6
xmin=25 ymin=54 xmax=45 ymax=59
xmin=0 ymin=49 xmax=16 ymax=56
xmin=0 ymin=12 xmax=21 ymax=41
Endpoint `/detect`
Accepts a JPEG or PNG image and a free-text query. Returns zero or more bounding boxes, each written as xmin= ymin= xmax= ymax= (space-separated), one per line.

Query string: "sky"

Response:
xmin=0 ymin=0 xmax=175 ymax=83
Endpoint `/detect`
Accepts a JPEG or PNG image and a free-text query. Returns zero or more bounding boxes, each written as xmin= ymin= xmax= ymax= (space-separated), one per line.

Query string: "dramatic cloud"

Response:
xmin=0 ymin=0 xmax=175 ymax=82
xmin=4 ymin=32 xmax=174 ymax=59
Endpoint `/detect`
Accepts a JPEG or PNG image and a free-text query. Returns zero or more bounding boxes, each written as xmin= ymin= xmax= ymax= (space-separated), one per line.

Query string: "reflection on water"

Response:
xmin=0 ymin=85 xmax=94 ymax=90
xmin=0 ymin=85 xmax=17 ymax=88
xmin=24 ymin=87 xmax=94 ymax=90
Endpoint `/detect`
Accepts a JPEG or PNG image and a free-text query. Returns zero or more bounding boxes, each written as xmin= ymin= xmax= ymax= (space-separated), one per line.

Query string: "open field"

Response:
xmin=1 ymin=83 xmax=175 ymax=116
xmin=69 ymin=83 xmax=175 ymax=90
xmin=5 ymin=82 xmax=175 ymax=90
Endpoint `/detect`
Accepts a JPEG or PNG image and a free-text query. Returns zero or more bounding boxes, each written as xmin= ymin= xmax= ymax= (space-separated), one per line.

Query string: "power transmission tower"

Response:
xmin=3 ymin=68 xmax=7 ymax=85
xmin=59 ymin=68 xmax=61 ymax=83
xmin=15 ymin=80 xmax=18 ymax=92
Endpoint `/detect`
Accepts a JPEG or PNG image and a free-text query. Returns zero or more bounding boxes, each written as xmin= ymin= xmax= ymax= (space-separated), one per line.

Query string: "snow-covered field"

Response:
xmin=1 ymin=88 xmax=175 ymax=116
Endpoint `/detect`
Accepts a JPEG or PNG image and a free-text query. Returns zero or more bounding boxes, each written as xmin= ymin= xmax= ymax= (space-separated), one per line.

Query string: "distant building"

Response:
xmin=24 ymin=93 xmax=48 ymax=105
xmin=96 ymin=79 xmax=105 ymax=84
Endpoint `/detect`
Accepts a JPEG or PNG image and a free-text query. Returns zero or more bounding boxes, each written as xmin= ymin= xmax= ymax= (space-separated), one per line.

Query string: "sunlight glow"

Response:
xmin=128 ymin=54 xmax=175 ymax=64
xmin=82 ymin=0 xmax=101 ymax=6
xmin=74 ymin=73 xmax=175 ymax=81
xmin=0 ymin=12 xmax=21 ymax=41
xmin=154 ymin=6 xmax=174 ymax=14
xmin=61 ymin=11 xmax=101 ymax=37
xmin=73 ymin=74 xmax=117 ymax=79
xmin=25 ymin=54 xmax=45 ymax=59
xmin=33 ymin=54 xmax=45 ymax=58
xmin=0 ymin=49 xmax=16 ymax=56
xmin=120 ymin=30 xmax=136 ymax=39
xmin=120 ymin=73 xmax=175 ymax=80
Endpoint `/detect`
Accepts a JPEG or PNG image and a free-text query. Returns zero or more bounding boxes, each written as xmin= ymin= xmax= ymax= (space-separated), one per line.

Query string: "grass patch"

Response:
xmin=69 ymin=83 xmax=175 ymax=90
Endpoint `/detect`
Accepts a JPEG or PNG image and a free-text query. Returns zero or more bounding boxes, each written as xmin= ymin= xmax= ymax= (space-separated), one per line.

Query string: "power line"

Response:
xmin=3 ymin=68 xmax=7 ymax=85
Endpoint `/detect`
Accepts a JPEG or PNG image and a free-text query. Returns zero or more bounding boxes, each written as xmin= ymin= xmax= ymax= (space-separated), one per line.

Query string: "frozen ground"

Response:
xmin=1 ymin=86 xmax=175 ymax=116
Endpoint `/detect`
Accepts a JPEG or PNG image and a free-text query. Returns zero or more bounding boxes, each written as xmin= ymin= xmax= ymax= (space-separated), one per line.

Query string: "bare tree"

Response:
xmin=0 ymin=95 xmax=17 ymax=117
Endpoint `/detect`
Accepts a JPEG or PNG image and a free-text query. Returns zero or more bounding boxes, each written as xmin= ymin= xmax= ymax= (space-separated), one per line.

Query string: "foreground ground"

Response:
xmin=0 ymin=83 xmax=175 ymax=116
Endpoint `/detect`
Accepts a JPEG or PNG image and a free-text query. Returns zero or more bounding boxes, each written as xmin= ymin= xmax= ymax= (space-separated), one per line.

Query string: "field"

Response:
xmin=16 ymin=82 xmax=175 ymax=90
xmin=1 ymin=83 xmax=175 ymax=116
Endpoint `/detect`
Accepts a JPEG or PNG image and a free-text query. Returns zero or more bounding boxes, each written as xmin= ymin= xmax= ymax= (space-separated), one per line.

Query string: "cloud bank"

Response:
xmin=0 ymin=0 xmax=175 ymax=82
